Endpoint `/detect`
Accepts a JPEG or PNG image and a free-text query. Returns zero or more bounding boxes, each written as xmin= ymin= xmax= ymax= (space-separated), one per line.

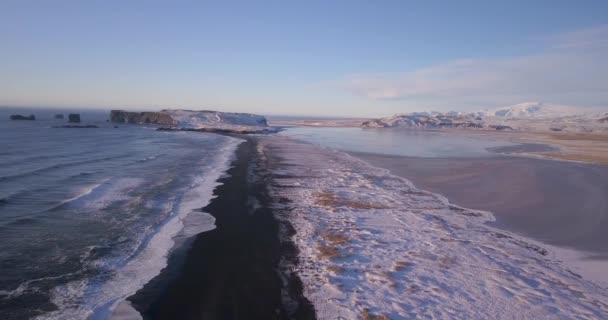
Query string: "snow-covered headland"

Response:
xmin=110 ymin=109 xmax=277 ymax=133
xmin=258 ymin=135 xmax=608 ymax=319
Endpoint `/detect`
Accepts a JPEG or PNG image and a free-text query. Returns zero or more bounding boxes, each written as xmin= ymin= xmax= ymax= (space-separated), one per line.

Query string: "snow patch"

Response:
xmin=485 ymin=102 xmax=586 ymax=118
xmin=161 ymin=109 xmax=274 ymax=132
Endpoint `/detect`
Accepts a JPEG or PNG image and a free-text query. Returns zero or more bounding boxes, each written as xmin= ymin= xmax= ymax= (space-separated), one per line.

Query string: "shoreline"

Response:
xmin=273 ymin=120 xmax=608 ymax=165
xmin=125 ymin=138 xmax=315 ymax=319
xmin=347 ymin=150 xmax=608 ymax=286
xmin=348 ymin=150 xmax=608 ymax=253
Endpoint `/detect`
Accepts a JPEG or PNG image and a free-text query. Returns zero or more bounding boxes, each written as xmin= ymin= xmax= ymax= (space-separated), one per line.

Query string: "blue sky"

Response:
xmin=1 ymin=1 xmax=607 ymax=117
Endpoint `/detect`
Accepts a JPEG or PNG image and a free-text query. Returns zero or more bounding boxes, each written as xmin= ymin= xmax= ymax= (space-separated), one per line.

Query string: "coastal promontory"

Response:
xmin=110 ymin=109 xmax=275 ymax=133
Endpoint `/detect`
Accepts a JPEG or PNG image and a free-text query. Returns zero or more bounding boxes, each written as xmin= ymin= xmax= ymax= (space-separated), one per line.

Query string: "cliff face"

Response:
xmin=109 ymin=109 xmax=275 ymax=133
xmin=161 ymin=109 xmax=269 ymax=128
xmin=110 ymin=110 xmax=178 ymax=126
xmin=68 ymin=114 xmax=81 ymax=123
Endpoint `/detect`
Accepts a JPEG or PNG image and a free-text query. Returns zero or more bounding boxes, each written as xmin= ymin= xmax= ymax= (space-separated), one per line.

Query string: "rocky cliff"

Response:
xmin=110 ymin=110 xmax=178 ymax=126
xmin=68 ymin=114 xmax=81 ymax=123
xmin=110 ymin=109 xmax=274 ymax=133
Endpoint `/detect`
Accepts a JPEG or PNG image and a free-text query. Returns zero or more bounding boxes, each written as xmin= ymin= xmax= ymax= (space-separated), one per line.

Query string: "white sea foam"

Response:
xmin=57 ymin=179 xmax=111 ymax=207
xmin=75 ymin=177 xmax=144 ymax=211
xmin=260 ymin=136 xmax=608 ymax=319
xmin=35 ymin=136 xmax=244 ymax=320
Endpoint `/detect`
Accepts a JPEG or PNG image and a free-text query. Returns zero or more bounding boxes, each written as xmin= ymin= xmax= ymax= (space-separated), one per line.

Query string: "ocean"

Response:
xmin=0 ymin=108 xmax=241 ymax=319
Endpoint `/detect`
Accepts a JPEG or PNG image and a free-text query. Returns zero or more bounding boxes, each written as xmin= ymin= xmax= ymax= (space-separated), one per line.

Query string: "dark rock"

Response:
xmin=489 ymin=125 xmax=514 ymax=131
xmin=53 ymin=125 xmax=98 ymax=128
xmin=68 ymin=114 xmax=81 ymax=123
xmin=361 ymin=119 xmax=386 ymax=127
xmin=598 ymin=117 xmax=608 ymax=123
xmin=10 ymin=114 xmax=35 ymax=120
xmin=550 ymin=127 xmax=563 ymax=131
xmin=110 ymin=110 xmax=177 ymax=126
xmin=54 ymin=114 xmax=64 ymax=119
xmin=156 ymin=127 xmax=274 ymax=135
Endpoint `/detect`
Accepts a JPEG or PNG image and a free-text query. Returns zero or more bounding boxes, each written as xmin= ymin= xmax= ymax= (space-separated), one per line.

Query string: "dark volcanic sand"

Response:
xmin=350 ymin=152 xmax=608 ymax=254
xmin=128 ymin=139 xmax=315 ymax=320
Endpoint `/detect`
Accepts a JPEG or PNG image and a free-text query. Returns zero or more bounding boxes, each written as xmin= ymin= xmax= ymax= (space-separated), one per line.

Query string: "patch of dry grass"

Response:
xmin=318 ymin=244 xmax=341 ymax=259
xmin=543 ymin=151 xmax=608 ymax=165
xmin=546 ymin=132 xmax=608 ymax=142
xmin=317 ymin=229 xmax=350 ymax=260
xmin=327 ymin=265 xmax=345 ymax=274
xmin=393 ymin=261 xmax=413 ymax=272
xmin=362 ymin=308 xmax=391 ymax=320
xmin=439 ymin=255 xmax=457 ymax=269
xmin=314 ymin=191 xmax=391 ymax=210
xmin=323 ymin=230 xmax=349 ymax=245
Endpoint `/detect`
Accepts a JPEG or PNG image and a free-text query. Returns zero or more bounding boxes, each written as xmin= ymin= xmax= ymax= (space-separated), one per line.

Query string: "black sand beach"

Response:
xmin=350 ymin=151 xmax=608 ymax=254
xmin=128 ymin=138 xmax=315 ymax=320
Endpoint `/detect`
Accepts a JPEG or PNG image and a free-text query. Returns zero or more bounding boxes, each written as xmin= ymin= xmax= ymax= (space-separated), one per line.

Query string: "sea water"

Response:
xmin=0 ymin=108 xmax=241 ymax=319
xmin=280 ymin=126 xmax=514 ymax=158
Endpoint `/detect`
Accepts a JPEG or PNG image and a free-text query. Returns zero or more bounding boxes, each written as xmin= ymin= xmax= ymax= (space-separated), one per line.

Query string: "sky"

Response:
xmin=1 ymin=1 xmax=607 ymax=117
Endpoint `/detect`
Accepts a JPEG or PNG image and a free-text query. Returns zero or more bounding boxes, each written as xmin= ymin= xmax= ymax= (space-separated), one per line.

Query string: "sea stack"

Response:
xmin=110 ymin=110 xmax=178 ymax=125
xmin=68 ymin=114 xmax=81 ymax=123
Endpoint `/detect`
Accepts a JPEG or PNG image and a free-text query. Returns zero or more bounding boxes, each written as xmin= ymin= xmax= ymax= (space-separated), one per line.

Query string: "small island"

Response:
xmin=68 ymin=114 xmax=81 ymax=123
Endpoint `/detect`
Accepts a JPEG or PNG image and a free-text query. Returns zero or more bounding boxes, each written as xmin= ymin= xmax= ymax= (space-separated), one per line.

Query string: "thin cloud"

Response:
xmin=340 ymin=25 xmax=608 ymax=110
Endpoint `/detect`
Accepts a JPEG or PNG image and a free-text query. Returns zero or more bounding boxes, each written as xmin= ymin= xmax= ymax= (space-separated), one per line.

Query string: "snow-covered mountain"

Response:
xmin=483 ymin=102 xmax=586 ymax=118
xmin=362 ymin=102 xmax=608 ymax=133
xmin=362 ymin=111 xmax=484 ymax=129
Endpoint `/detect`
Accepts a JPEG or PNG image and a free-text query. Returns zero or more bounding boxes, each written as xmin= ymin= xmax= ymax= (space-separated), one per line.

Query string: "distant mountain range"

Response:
xmin=363 ymin=102 xmax=608 ymax=133
xmin=482 ymin=102 xmax=588 ymax=118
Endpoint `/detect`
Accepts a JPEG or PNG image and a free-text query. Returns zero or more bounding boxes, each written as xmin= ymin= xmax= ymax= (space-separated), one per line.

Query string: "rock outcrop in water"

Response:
xmin=489 ymin=125 xmax=514 ymax=131
xmin=10 ymin=114 xmax=36 ymax=120
xmin=68 ymin=114 xmax=81 ymax=123
xmin=110 ymin=110 xmax=178 ymax=126
xmin=54 ymin=114 xmax=64 ymax=119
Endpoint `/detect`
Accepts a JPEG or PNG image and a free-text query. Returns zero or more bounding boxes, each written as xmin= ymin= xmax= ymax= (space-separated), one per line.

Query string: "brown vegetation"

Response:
xmin=317 ymin=229 xmax=350 ymax=260
xmin=361 ymin=308 xmax=391 ymax=320
xmin=314 ymin=191 xmax=391 ymax=210
xmin=393 ymin=261 xmax=413 ymax=272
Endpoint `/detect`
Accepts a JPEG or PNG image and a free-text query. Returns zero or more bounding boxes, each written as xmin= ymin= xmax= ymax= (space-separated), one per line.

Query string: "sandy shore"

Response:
xmin=350 ymin=151 xmax=608 ymax=255
xmin=127 ymin=138 xmax=315 ymax=319
xmin=463 ymin=130 xmax=608 ymax=165
xmin=272 ymin=118 xmax=608 ymax=165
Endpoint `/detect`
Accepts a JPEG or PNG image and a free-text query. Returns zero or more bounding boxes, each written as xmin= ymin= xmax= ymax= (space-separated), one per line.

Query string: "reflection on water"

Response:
xmin=281 ymin=127 xmax=515 ymax=158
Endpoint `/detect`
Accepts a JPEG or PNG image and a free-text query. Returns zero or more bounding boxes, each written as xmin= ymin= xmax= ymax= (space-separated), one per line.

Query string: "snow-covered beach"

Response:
xmin=259 ymin=134 xmax=608 ymax=319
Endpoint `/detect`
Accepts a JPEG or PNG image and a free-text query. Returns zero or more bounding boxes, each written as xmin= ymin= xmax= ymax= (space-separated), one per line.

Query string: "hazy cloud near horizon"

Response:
xmin=339 ymin=25 xmax=608 ymax=111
